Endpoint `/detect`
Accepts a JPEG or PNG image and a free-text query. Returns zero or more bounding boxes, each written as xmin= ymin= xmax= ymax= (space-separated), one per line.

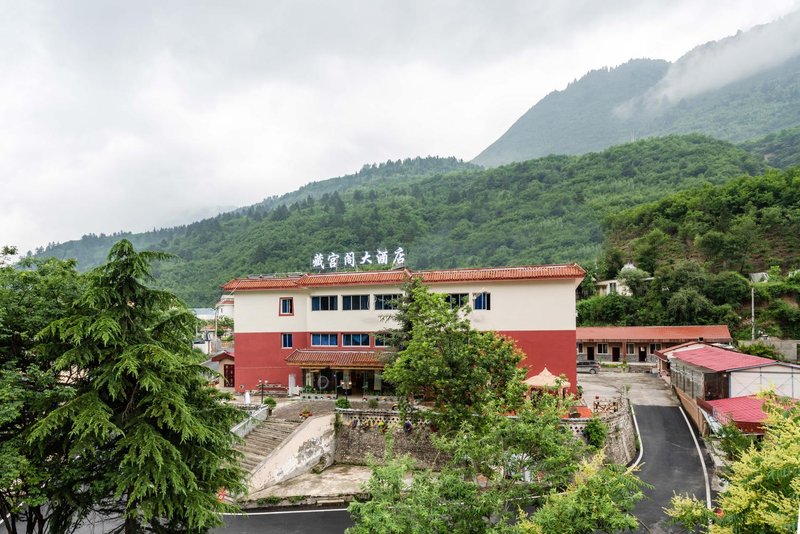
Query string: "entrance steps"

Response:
xmin=236 ymin=418 xmax=302 ymax=473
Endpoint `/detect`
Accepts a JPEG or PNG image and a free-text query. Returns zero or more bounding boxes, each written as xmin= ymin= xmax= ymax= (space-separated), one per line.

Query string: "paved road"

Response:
xmin=632 ymin=404 xmax=709 ymax=533
xmin=215 ymin=508 xmax=352 ymax=533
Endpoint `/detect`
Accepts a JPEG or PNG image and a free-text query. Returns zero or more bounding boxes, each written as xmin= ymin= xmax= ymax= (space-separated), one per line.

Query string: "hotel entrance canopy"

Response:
xmin=285 ymin=350 xmax=389 ymax=370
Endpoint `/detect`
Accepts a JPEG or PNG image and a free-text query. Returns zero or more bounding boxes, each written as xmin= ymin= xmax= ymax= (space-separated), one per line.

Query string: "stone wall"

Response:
xmin=565 ymin=401 xmax=637 ymax=465
xmin=334 ymin=409 xmax=443 ymax=469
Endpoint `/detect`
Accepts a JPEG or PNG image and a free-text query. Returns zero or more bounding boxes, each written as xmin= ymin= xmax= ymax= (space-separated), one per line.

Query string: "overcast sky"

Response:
xmin=3 ymin=1 xmax=799 ymax=255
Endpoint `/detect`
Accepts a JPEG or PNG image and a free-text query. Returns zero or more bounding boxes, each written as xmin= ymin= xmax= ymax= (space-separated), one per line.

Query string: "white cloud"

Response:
xmin=2 ymin=0 xmax=799 ymax=254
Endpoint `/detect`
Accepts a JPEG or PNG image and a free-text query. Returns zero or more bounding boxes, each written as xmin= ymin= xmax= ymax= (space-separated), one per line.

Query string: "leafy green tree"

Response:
xmin=0 ymin=256 xmax=89 ymax=533
xmin=666 ymin=287 xmax=716 ymax=325
xmin=383 ymin=280 xmax=526 ymax=435
xmin=667 ymin=393 xmax=800 ymax=533
xmin=29 ymin=240 xmax=246 ymax=532
xmin=518 ymin=454 xmax=649 ymax=534
xmin=616 ymin=267 xmax=650 ymax=298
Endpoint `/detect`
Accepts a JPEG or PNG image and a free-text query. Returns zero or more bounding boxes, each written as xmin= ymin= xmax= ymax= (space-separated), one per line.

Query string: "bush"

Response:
xmin=263 ymin=396 xmax=277 ymax=409
xmin=335 ymin=397 xmax=352 ymax=409
xmin=368 ymin=398 xmax=379 ymax=409
xmin=584 ymin=417 xmax=608 ymax=450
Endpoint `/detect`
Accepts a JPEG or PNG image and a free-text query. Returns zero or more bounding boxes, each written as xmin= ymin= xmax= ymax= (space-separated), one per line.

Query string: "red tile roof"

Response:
xmin=670 ymin=345 xmax=777 ymax=372
xmin=706 ymin=396 xmax=767 ymax=425
xmin=577 ymin=325 xmax=732 ymax=343
xmin=222 ymin=264 xmax=585 ymax=291
xmin=285 ymin=350 xmax=390 ymax=369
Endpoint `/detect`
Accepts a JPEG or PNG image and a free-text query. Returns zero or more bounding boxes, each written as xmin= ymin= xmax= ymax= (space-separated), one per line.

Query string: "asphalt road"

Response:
xmin=214 ymin=508 xmax=353 ymax=533
xmin=632 ymin=404 xmax=710 ymax=534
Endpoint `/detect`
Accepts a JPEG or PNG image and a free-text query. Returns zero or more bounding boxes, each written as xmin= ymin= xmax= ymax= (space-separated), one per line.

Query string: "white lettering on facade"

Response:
xmin=311 ymin=247 xmax=405 ymax=270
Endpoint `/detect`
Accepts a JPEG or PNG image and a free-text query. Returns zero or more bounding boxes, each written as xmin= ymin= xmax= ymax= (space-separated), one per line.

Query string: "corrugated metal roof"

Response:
xmin=222 ymin=264 xmax=585 ymax=291
xmin=706 ymin=396 xmax=767 ymax=425
xmin=285 ymin=350 xmax=390 ymax=369
xmin=671 ymin=345 xmax=777 ymax=372
xmin=577 ymin=325 xmax=732 ymax=342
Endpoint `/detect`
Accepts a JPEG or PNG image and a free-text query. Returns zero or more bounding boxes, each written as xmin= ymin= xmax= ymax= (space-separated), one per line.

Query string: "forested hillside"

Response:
xmin=579 ymin=167 xmax=800 ymax=340
xmin=38 ymin=136 xmax=764 ymax=306
xmin=740 ymin=125 xmax=800 ymax=169
xmin=475 ymin=14 xmax=800 ymax=167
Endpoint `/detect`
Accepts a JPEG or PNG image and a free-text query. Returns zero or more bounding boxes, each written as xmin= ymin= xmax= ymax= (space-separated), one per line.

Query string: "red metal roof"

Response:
xmin=222 ymin=264 xmax=585 ymax=291
xmin=577 ymin=325 xmax=732 ymax=343
xmin=670 ymin=345 xmax=776 ymax=372
xmin=285 ymin=350 xmax=390 ymax=369
xmin=706 ymin=396 xmax=767 ymax=425
xmin=210 ymin=350 xmax=234 ymax=362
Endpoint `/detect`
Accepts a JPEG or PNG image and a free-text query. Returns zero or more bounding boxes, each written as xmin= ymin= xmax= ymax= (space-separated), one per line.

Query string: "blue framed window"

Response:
xmin=375 ymin=294 xmax=400 ymax=310
xmin=311 ymin=295 xmax=338 ymax=311
xmin=281 ymin=333 xmax=293 ymax=348
xmin=342 ymin=333 xmax=370 ymax=346
xmin=374 ymin=335 xmax=387 ymax=347
xmin=343 ymin=295 xmax=369 ymax=311
xmin=279 ymin=297 xmax=293 ymax=315
xmin=311 ymin=333 xmax=338 ymax=346
xmin=473 ymin=292 xmax=491 ymax=310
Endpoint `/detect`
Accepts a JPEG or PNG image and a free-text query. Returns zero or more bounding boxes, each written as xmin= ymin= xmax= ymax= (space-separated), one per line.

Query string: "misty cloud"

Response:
xmin=616 ymin=10 xmax=800 ymax=117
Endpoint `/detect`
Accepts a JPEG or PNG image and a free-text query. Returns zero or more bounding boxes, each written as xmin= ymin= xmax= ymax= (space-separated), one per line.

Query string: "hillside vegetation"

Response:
xmin=580 ymin=167 xmax=800 ymax=339
xmin=38 ymin=136 xmax=764 ymax=306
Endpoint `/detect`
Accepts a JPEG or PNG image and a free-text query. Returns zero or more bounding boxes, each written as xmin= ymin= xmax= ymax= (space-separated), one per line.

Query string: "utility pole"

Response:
xmin=751 ymin=286 xmax=755 ymax=341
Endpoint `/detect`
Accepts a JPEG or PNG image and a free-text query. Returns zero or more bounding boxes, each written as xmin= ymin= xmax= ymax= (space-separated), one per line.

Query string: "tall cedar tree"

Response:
xmin=29 ymin=240 xmax=246 ymax=533
xmin=1 ymin=256 xmax=91 ymax=533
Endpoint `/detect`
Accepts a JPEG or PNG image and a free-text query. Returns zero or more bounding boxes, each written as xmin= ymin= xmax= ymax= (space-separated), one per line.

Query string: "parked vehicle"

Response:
xmin=576 ymin=361 xmax=600 ymax=374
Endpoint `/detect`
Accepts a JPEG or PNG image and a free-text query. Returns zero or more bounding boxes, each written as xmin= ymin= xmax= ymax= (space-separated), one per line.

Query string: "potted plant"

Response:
xmin=263 ymin=396 xmax=277 ymax=415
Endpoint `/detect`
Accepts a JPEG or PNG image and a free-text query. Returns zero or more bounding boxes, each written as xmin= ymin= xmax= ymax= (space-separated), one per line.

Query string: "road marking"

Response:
xmin=628 ymin=404 xmax=644 ymax=469
xmin=678 ymin=406 xmax=712 ymax=509
xmin=222 ymin=508 xmax=349 ymax=516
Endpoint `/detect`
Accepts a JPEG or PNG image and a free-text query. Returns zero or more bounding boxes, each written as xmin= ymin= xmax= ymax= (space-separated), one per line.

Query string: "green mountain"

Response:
xmin=474 ymin=13 xmax=800 ymax=167
xmin=38 ymin=136 xmax=765 ymax=306
xmin=739 ymin=125 xmax=800 ymax=169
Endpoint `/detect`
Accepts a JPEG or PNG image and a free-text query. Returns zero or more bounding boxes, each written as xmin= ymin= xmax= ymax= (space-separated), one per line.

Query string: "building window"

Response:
xmin=343 ymin=295 xmax=370 ymax=311
xmin=375 ymin=294 xmax=401 ymax=310
xmin=342 ymin=333 xmax=370 ymax=346
xmin=473 ymin=292 xmax=491 ymax=310
xmin=279 ymin=297 xmax=293 ymax=315
xmin=626 ymin=343 xmax=635 ymax=355
xmin=609 ymin=282 xmax=617 ymax=294
xmin=445 ymin=293 xmax=468 ymax=308
xmin=649 ymin=343 xmax=662 ymax=354
xmin=311 ymin=295 xmax=338 ymax=311
xmin=597 ymin=343 xmax=609 ymax=355
xmin=374 ymin=335 xmax=387 ymax=347
xmin=281 ymin=333 xmax=293 ymax=349
xmin=311 ymin=333 xmax=337 ymax=346
xmin=577 ymin=342 xmax=584 ymax=354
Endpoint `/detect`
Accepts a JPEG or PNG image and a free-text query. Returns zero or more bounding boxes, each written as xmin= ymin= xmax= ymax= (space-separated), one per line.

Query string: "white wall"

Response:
xmin=234 ymin=278 xmax=578 ymax=334
xmin=730 ymin=364 xmax=800 ymax=398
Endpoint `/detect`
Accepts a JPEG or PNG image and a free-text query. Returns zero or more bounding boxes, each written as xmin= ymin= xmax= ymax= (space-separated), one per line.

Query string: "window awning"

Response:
xmin=285 ymin=350 xmax=391 ymax=369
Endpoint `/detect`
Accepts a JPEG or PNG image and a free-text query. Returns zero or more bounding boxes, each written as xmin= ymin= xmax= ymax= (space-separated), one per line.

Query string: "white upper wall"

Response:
xmin=234 ymin=278 xmax=578 ymax=334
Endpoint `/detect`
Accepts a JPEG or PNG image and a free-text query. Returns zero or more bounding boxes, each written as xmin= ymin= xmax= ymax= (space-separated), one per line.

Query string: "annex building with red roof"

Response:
xmin=576 ymin=325 xmax=732 ymax=364
xmin=221 ymin=264 xmax=585 ymax=395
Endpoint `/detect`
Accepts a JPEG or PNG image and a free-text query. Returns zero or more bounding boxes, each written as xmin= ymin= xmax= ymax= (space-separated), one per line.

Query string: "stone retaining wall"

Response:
xmin=334 ymin=409 xmax=443 ymax=469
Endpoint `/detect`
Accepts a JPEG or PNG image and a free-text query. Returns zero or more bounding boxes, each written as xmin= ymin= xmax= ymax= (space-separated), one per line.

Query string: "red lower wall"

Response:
xmin=234 ymin=329 xmax=577 ymax=394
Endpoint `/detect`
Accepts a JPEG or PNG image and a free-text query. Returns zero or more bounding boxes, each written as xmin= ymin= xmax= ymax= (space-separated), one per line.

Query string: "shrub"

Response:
xmin=584 ymin=417 xmax=608 ymax=450
xmin=335 ymin=397 xmax=351 ymax=409
xmin=263 ymin=396 xmax=277 ymax=409
xmin=367 ymin=398 xmax=379 ymax=409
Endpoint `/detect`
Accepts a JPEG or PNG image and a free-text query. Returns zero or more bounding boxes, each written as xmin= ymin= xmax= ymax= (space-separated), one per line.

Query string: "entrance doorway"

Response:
xmin=638 ymin=347 xmax=647 ymax=362
xmin=587 ymin=346 xmax=595 ymax=361
xmin=222 ymin=364 xmax=234 ymax=388
xmin=612 ymin=347 xmax=621 ymax=362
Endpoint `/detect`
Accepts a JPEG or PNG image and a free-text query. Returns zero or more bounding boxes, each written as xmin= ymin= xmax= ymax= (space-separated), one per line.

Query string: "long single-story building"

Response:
xmin=222 ymin=264 xmax=585 ymax=395
xmin=576 ymin=325 xmax=732 ymax=364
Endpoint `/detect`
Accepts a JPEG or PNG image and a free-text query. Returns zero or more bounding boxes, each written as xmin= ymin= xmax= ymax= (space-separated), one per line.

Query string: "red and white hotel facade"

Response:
xmin=222 ymin=264 xmax=585 ymax=396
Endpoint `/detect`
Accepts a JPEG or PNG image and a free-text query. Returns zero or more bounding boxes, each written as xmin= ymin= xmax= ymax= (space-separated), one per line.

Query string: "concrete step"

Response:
xmin=238 ymin=418 xmax=304 ymax=474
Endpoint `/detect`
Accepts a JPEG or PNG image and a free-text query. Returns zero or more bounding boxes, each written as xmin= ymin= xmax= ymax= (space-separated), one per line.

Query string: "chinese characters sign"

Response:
xmin=312 ymin=247 xmax=405 ymax=270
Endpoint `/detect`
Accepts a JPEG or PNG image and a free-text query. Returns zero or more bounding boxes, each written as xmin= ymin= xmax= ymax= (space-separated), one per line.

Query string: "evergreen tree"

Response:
xmin=30 ymin=240 xmax=246 ymax=532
